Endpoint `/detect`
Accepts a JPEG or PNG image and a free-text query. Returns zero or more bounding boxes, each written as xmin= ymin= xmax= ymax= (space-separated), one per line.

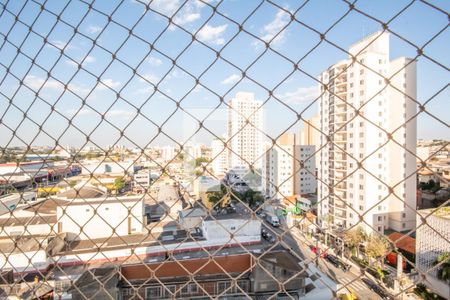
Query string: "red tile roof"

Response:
xmin=121 ymin=253 xmax=252 ymax=280
xmin=388 ymin=232 xmax=416 ymax=254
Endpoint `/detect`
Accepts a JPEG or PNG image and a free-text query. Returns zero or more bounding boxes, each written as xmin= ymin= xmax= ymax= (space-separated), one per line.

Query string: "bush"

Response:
xmin=414 ymin=283 xmax=446 ymax=300
xmin=351 ymin=256 xmax=368 ymax=268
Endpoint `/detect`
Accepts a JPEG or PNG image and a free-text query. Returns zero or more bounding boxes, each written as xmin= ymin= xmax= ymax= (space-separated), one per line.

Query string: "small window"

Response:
xmin=190 ymin=283 xmax=199 ymax=294
xmin=146 ymin=287 xmax=162 ymax=299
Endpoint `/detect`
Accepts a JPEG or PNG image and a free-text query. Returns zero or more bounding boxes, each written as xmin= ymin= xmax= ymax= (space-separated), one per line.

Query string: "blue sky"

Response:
xmin=0 ymin=0 xmax=448 ymax=149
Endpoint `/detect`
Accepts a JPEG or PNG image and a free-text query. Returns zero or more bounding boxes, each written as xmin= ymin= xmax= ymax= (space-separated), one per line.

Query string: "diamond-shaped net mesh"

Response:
xmin=0 ymin=0 xmax=449 ymax=299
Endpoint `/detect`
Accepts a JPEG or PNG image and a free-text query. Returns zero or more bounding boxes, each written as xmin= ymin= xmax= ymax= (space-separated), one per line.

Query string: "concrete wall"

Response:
xmin=202 ymin=218 xmax=261 ymax=242
xmin=57 ymin=198 xmax=144 ymax=240
xmin=0 ymin=250 xmax=48 ymax=273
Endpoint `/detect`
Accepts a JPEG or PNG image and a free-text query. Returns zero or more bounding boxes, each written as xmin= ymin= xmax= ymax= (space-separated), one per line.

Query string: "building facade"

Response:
xmin=133 ymin=169 xmax=152 ymax=193
xmin=263 ymin=133 xmax=316 ymax=199
xmin=227 ymin=92 xmax=263 ymax=171
xmin=416 ymin=208 xmax=450 ymax=299
xmin=210 ymin=137 xmax=228 ymax=177
xmin=318 ymin=32 xmax=417 ymax=233
xmin=119 ymin=251 xmax=306 ymax=300
xmin=55 ymin=185 xmax=145 ymax=240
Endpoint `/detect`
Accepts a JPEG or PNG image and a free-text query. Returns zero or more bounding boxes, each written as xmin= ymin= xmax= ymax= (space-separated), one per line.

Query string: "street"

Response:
xmin=262 ymin=220 xmax=385 ymax=300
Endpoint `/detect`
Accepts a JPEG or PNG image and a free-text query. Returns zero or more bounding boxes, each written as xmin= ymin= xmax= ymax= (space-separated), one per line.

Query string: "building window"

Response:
xmin=402 ymin=223 xmax=406 ymax=229
xmin=146 ymin=287 xmax=162 ymax=299
xmin=164 ymin=285 xmax=176 ymax=297
xmin=237 ymin=280 xmax=249 ymax=292
xmin=378 ymin=226 xmax=382 ymax=232
xmin=378 ymin=216 xmax=382 ymax=222
xmin=217 ymin=281 xmax=231 ymax=294
xmin=180 ymin=284 xmax=190 ymax=296
xmin=190 ymin=283 xmax=199 ymax=294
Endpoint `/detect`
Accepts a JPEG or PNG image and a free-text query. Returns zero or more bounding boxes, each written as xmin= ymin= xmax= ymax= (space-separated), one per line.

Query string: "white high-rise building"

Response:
xmin=227 ymin=92 xmax=263 ymax=171
xmin=317 ymin=32 xmax=417 ymax=233
xmin=159 ymin=145 xmax=178 ymax=162
xmin=263 ymin=133 xmax=316 ymax=199
xmin=211 ymin=137 xmax=228 ymax=177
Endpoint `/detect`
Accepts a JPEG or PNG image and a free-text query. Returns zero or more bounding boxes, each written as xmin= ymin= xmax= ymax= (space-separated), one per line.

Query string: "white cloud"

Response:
xmin=84 ymin=55 xmax=96 ymax=63
xmin=192 ymin=85 xmax=203 ymax=93
xmin=139 ymin=73 xmax=159 ymax=84
xmin=65 ymin=55 xmax=96 ymax=67
xmin=98 ymin=78 xmax=121 ymax=90
xmin=174 ymin=12 xmax=200 ymax=26
xmin=166 ymin=69 xmax=183 ymax=80
xmin=46 ymin=40 xmax=73 ymax=50
xmin=197 ymin=24 xmax=228 ymax=45
xmin=24 ymin=75 xmax=62 ymax=90
xmin=146 ymin=56 xmax=162 ymax=66
xmin=65 ymin=60 xmax=78 ymax=67
xmin=106 ymin=109 xmax=135 ymax=118
xmin=221 ymin=74 xmax=241 ymax=85
xmin=260 ymin=9 xmax=290 ymax=46
xmin=66 ymin=108 xmax=95 ymax=116
xmin=135 ymin=86 xmax=156 ymax=95
xmin=276 ymin=86 xmax=319 ymax=104
xmin=148 ymin=0 xmax=180 ymax=16
xmin=87 ymin=25 xmax=102 ymax=34
xmin=24 ymin=75 xmax=91 ymax=95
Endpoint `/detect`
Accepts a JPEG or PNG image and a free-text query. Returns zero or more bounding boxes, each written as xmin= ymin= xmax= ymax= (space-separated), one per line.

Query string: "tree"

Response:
xmin=365 ymin=234 xmax=391 ymax=266
xmin=194 ymin=157 xmax=209 ymax=167
xmin=433 ymin=252 xmax=450 ymax=282
xmin=240 ymin=189 xmax=264 ymax=207
xmin=343 ymin=227 xmax=366 ymax=257
xmin=206 ymin=184 xmax=228 ymax=210
xmin=114 ymin=177 xmax=125 ymax=191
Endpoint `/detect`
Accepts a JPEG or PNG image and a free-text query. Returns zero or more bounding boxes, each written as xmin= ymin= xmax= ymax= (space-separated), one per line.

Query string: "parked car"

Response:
xmin=326 ymin=254 xmax=351 ymax=272
xmin=361 ymin=278 xmax=391 ymax=299
xmin=325 ymin=254 xmax=341 ymax=268
xmin=256 ymin=210 xmax=267 ymax=218
xmin=261 ymin=229 xmax=276 ymax=243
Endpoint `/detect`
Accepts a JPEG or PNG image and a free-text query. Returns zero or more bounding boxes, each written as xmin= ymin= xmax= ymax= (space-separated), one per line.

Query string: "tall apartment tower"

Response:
xmin=317 ymin=32 xmax=417 ymax=233
xmin=263 ymin=133 xmax=316 ymax=199
xmin=227 ymin=92 xmax=263 ymax=171
xmin=300 ymin=114 xmax=321 ymax=166
xmin=211 ymin=136 xmax=228 ymax=177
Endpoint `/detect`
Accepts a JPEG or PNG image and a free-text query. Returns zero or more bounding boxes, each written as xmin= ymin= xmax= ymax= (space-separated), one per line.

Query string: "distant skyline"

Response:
xmin=0 ymin=0 xmax=449 ymax=148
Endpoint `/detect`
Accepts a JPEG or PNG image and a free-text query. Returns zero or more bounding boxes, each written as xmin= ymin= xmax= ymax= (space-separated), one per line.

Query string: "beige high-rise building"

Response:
xmin=300 ymin=114 xmax=321 ymax=166
xmin=317 ymin=31 xmax=417 ymax=233
xmin=263 ymin=133 xmax=316 ymax=199
xmin=300 ymin=114 xmax=321 ymax=146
